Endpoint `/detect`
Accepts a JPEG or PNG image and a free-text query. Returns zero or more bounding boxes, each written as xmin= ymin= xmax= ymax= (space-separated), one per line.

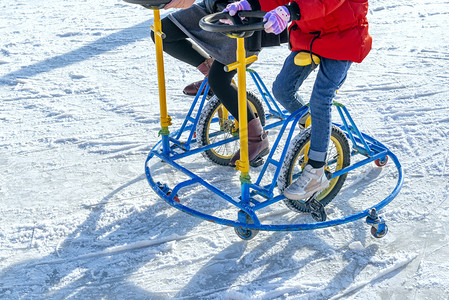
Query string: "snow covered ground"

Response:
xmin=1 ymin=0 xmax=449 ymax=299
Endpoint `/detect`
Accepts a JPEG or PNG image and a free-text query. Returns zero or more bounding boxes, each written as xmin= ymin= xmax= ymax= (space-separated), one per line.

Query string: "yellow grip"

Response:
xmin=225 ymin=55 xmax=258 ymax=72
xmin=150 ymin=25 xmax=166 ymax=39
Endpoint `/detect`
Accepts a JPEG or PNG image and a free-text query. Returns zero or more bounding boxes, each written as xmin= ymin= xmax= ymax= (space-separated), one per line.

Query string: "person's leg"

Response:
xmin=151 ymin=17 xmax=209 ymax=66
xmin=208 ymin=61 xmax=269 ymax=166
xmin=151 ymin=17 xmax=213 ymax=95
xmin=284 ymin=58 xmax=352 ymax=200
xmin=307 ymin=58 xmax=352 ymax=166
xmin=208 ymin=61 xmax=255 ymax=123
xmin=272 ymin=51 xmax=315 ymax=114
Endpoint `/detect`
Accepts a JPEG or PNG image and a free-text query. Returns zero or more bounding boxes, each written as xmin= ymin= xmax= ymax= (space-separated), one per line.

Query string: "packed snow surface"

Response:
xmin=1 ymin=0 xmax=449 ymax=299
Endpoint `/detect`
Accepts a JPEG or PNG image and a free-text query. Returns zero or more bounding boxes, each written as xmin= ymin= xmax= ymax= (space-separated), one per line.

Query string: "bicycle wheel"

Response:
xmin=277 ymin=126 xmax=351 ymax=212
xmin=196 ymin=91 xmax=265 ymax=166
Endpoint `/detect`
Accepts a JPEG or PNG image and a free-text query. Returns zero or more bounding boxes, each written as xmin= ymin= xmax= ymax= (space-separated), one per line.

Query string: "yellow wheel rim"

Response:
xmin=206 ymin=102 xmax=259 ymax=160
xmin=289 ymin=134 xmax=345 ymax=201
xmin=316 ymin=135 xmax=344 ymax=200
xmin=206 ymin=104 xmax=236 ymax=160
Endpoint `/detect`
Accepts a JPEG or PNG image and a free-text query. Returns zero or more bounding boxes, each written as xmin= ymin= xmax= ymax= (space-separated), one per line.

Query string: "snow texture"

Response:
xmin=1 ymin=0 xmax=449 ymax=299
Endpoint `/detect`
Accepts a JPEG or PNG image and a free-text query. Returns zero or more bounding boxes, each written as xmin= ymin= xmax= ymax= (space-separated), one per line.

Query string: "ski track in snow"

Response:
xmin=1 ymin=0 xmax=449 ymax=299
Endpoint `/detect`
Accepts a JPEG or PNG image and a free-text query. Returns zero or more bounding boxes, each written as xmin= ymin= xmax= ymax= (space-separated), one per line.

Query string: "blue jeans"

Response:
xmin=272 ymin=52 xmax=352 ymax=162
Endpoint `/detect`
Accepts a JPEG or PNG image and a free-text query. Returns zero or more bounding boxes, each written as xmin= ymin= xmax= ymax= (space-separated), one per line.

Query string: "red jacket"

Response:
xmin=257 ymin=0 xmax=372 ymax=63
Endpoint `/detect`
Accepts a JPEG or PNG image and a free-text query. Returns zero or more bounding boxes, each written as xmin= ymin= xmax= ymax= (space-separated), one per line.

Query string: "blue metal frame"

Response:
xmin=145 ymin=69 xmax=403 ymax=232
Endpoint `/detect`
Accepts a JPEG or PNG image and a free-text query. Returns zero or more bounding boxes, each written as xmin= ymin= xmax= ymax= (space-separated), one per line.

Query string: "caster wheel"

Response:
xmin=374 ymin=156 xmax=388 ymax=167
xmin=157 ymin=182 xmax=179 ymax=202
xmin=371 ymin=224 xmax=388 ymax=238
xmin=167 ymin=192 xmax=180 ymax=203
xmin=235 ymin=226 xmax=259 ymax=240
xmin=234 ymin=210 xmax=259 ymax=240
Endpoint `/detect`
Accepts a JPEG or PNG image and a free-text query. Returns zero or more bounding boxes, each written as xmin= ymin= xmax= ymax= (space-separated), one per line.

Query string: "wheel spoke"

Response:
xmin=197 ymin=93 xmax=265 ymax=166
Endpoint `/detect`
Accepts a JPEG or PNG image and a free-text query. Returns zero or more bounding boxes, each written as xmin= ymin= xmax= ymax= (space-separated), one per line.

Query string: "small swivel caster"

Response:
xmin=366 ymin=208 xmax=388 ymax=238
xmin=156 ymin=182 xmax=180 ymax=203
xmin=374 ymin=155 xmax=388 ymax=167
xmin=234 ymin=210 xmax=259 ymax=240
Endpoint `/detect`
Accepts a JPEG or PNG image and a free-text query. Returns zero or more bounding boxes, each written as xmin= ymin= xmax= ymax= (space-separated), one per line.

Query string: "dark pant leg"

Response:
xmin=208 ymin=61 xmax=255 ymax=123
xmin=151 ymin=17 xmax=208 ymax=67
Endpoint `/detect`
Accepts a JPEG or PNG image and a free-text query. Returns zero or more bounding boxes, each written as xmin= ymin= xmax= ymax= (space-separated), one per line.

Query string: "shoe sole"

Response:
xmin=230 ymin=147 xmax=270 ymax=167
xmin=284 ymin=181 xmax=330 ymax=201
xmin=183 ymin=91 xmax=214 ymax=97
xmin=249 ymin=148 xmax=270 ymax=167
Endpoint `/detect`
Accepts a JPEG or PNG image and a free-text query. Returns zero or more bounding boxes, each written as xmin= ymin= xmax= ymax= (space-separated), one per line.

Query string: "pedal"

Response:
xmin=306 ymin=196 xmax=327 ymax=222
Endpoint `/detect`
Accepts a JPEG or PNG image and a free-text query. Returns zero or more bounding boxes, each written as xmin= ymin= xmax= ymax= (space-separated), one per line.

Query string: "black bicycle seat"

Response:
xmin=123 ymin=0 xmax=172 ymax=9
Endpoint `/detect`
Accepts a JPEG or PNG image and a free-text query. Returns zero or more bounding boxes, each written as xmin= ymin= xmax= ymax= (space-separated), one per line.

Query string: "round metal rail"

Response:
xmin=121 ymin=2 xmax=404 ymax=236
xmin=145 ymin=131 xmax=404 ymax=232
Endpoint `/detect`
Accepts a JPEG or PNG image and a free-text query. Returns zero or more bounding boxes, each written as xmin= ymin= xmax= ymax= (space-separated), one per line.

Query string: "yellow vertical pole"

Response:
xmin=153 ymin=9 xmax=171 ymax=134
xmin=236 ymin=37 xmax=249 ymax=176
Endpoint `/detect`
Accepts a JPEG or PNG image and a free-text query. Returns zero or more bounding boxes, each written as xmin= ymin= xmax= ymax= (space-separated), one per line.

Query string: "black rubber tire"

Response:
xmin=277 ymin=126 xmax=351 ymax=213
xmin=197 ymin=91 xmax=265 ymax=166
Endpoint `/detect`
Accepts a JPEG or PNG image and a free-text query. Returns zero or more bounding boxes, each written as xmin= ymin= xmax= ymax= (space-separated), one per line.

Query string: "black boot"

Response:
xmin=183 ymin=58 xmax=214 ymax=96
xmin=229 ymin=117 xmax=269 ymax=167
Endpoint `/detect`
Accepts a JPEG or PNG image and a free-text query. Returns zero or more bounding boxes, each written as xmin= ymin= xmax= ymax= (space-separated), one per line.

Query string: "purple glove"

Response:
xmin=263 ymin=6 xmax=290 ymax=35
xmin=222 ymin=0 xmax=251 ymax=16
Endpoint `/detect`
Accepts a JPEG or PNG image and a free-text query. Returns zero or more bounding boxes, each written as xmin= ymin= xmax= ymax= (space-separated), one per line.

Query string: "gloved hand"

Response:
xmin=263 ymin=6 xmax=290 ymax=35
xmin=222 ymin=0 xmax=251 ymax=16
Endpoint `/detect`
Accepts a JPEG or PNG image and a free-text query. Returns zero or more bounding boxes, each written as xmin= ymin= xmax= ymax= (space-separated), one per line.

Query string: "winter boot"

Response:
xmin=183 ymin=57 xmax=214 ymax=96
xmin=229 ymin=117 xmax=270 ymax=167
xmin=283 ymin=164 xmax=329 ymax=200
